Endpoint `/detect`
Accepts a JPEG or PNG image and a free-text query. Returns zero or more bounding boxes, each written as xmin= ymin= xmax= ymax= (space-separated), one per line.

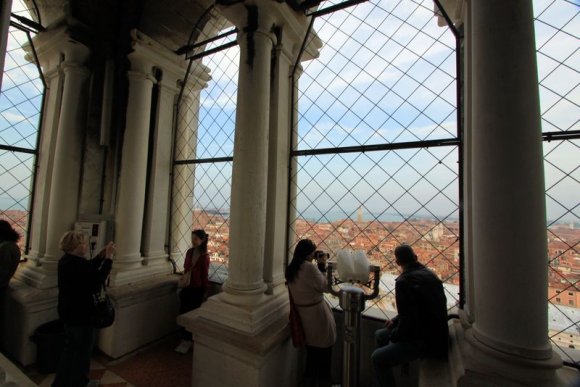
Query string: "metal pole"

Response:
xmin=340 ymin=286 xmax=365 ymax=387
xmin=327 ymin=263 xmax=381 ymax=387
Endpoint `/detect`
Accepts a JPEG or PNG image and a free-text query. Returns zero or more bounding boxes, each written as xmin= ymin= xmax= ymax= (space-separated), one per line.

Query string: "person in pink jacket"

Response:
xmin=286 ymin=239 xmax=337 ymax=387
xmin=175 ymin=229 xmax=210 ymax=354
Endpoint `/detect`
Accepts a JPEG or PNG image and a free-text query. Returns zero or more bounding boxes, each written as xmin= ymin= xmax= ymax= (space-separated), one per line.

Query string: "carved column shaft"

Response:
xmin=114 ymin=60 xmax=155 ymax=272
xmin=43 ymin=46 xmax=90 ymax=266
xmin=223 ymin=27 xmax=276 ymax=301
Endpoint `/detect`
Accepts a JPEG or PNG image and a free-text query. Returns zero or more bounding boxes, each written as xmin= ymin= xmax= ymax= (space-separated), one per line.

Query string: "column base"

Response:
xmin=108 ymin=262 xmax=173 ymax=286
xmin=0 ymin=279 xmax=59 ymax=366
xmin=98 ymin=275 xmax=180 ymax=358
xmin=185 ymin=284 xmax=287 ymax=335
xmin=14 ymin=262 xmax=58 ymax=289
xmin=181 ymin=290 xmax=300 ymax=387
xmin=450 ymin=319 xmax=567 ymax=387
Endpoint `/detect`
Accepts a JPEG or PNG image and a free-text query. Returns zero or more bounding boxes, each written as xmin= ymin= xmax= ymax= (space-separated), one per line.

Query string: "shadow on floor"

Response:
xmin=27 ymin=333 xmax=192 ymax=387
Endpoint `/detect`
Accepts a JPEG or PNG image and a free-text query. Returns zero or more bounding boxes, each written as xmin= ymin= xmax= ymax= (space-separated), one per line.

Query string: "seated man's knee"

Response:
xmin=375 ymin=327 xmax=391 ymax=347
xmin=371 ymin=344 xmax=398 ymax=368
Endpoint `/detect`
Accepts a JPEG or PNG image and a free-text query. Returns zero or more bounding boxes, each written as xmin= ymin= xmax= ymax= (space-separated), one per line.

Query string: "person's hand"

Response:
xmin=104 ymin=241 xmax=116 ymax=260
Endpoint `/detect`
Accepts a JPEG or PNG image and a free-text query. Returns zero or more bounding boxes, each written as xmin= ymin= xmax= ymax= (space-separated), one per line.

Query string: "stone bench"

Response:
xmin=418 ymin=356 xmax=452 ymax=387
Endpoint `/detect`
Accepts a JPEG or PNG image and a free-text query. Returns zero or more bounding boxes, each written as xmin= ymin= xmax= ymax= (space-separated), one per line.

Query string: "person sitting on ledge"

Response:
xmin=371 ymin=244 xmax=448 ymax=387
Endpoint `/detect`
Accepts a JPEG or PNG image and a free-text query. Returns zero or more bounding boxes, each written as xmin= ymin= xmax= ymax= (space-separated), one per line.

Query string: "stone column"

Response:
xmin=0 ymin=0 xmax=11 ymax=91
xmin=41 ymin=44 xmax=90 ymax=275
xmin=464 ymin=0 xmax=562 ymax=384
xmin=220 ymin=15 xmax=275 ymax=306
xmin=180 ymin=5 xmax=317 ymax=387
xmin=461 ymin=2 xmax=476 ymax=324
xmin=141 ymin=74 xmax=179 ymax=273
xmin=111 ymin=56 xmax=155 ymax=285
xmin=262 ymin=36 xmax=293 ymax=295
xmin=19 ymin=29 xmax=69 ymax=271
xmin=170 ymin=86 xmax=200 ymax=263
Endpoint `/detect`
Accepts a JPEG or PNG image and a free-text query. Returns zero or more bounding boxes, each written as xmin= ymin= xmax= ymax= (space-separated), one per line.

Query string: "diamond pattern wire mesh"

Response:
xmin=297 ymin=0 xmax=457 ymax=152
xmin=535 ymin=0 xmax=580 ymax=365
xmin=171 ymin=26 xmax=238 ymax=281
xmin=0 ymin=2 xmax=43 ymax=253
xmin=290 ymin=0 xmax=459 ymax=319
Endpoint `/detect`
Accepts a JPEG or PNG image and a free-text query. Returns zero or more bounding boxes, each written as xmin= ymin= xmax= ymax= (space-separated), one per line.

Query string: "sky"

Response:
xmin=191 ymin=0 xmax=578 ymax=223
xmin=0 ymin=0 xmax=578 ymax=224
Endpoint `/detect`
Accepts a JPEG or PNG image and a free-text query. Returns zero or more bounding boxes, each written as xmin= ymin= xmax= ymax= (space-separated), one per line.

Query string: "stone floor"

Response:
xmin=27 ymin=334 xmax=192 ymax=387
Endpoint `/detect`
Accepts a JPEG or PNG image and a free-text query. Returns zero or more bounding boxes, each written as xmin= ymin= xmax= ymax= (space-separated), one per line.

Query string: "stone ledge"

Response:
xmin=0 ymin=353 xmax=36 ymax=387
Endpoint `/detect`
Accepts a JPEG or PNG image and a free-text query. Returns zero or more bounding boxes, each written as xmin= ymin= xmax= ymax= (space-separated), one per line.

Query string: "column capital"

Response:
xmin=158 ymin=72 xmax=181 ymax=94
xmin=29 ymin=25 xmax=90 ymax=74
xmin=434 ymin=0 xmax=465 ymax=27
xmin=237 ymin=27 xmax=278 ymax=47
xmin=61 ymin=41 xmax=90 ymax=64
xmin=60 ymin=61 xmax=90 ymax=78
xmin=219 ymin=0 xmax=320 ymax=65
xmin=127 ymin=69 xmax=156 ymax=84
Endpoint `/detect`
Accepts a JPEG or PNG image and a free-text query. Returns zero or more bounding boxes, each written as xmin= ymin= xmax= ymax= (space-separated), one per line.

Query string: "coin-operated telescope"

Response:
xmin=326 ymin=250 xmax=380 ymax=387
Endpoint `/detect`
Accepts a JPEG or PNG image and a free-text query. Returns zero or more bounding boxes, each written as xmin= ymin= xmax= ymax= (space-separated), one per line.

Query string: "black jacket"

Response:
xmin=390 ymin=262 xmax=448 ymax=357
xmin=57 ymin=253 xmax=112 ymax=326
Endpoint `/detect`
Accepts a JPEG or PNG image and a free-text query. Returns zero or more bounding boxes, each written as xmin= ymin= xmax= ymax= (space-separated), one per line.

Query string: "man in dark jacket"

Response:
xmin=371 ymin=244 xmax=448 ymax=387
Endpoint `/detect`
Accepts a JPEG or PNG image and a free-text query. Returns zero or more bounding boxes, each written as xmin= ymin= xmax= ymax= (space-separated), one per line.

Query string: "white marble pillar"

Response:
xmin=41 ymin=44 xmax=90 ymax=273
xmin=170 ymin=88 xmax=199 ymax=263
xmin=111 ymin=56 xmax=155 ymax=285
xmin=283 ymin=63 xmax=302 ymax=276
xmin=461 ymin=2 xmax=476 ymax=324
xmin=141 ymin=74 xmax=179 ymax=273
xmin=220 ymin=20 xmax=275 ymax=305
xmin=20 ymin=30 xmax=67 ymax=269
xmin=181 ymin=5 xmax=317 ymax=387
xmin=471 ymin=0 xmax=550 ymax=359
xmin=464 ymin=0 xmax=562 ymax=384
xmin=0 ymin=0 xmax=11 ymax=92
xmin=263 ymin=38 xmax=294 ymax=295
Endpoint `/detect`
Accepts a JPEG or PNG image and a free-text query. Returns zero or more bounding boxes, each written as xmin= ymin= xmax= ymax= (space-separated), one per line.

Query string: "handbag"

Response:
xmin=177 ymin=270 xmax=191 ymax=288
xmin=91 ymin=283 xmax=115 ymax=329
xmin=288 ymin=290 xmax=306 ymax=347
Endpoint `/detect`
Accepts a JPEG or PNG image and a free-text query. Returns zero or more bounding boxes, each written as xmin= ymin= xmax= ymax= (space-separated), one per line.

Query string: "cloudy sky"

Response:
xmin=0 ymin=0 xmax=578 ymax=224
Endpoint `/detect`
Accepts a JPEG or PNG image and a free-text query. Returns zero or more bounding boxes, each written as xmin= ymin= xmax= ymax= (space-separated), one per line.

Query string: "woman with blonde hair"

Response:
xmin=52 ymin=230 xmax=115 ymax=387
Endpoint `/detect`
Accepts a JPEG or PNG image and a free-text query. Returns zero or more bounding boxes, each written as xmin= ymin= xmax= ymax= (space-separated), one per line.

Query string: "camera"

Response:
xmin=314 ymin=250 xmax=329 ymax=261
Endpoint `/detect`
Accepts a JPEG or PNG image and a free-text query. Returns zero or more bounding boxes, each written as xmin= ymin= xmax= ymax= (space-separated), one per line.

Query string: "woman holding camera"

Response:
xmin=53 ymin=231 xmax=115 ymax=387
xmin=286 ymin=239 xmax=336 ymax=387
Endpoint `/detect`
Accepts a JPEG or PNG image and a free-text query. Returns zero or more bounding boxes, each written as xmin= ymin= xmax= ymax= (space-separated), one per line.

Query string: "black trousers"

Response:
xmin=179 ymin=287 xmax=204 ymax=340
xmin=304 ymin=345 xmax=332 ymax=386
xmin=52 ymin=324 xmax=95 ymax=387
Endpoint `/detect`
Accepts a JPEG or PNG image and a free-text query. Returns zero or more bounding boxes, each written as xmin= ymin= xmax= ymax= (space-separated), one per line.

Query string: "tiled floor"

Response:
xmin=36 ymin=359 xmax=135 ymax=387
xmin=27 ymin=334 xmax=192 ymax=387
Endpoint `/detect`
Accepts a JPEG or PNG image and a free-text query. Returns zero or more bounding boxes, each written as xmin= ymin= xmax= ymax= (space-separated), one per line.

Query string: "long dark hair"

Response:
xmin=285 ymin=239 xmax=316 ymax=283
xmin=192 ymin=229 xmax=208 ymax=253
xmin=0 ymin=220 xmax=20 ymax=243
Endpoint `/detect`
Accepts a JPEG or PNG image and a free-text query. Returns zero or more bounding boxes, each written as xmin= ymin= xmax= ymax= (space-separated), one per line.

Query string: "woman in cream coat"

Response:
xmin=286 ymin=239 xmax=337 ymax=387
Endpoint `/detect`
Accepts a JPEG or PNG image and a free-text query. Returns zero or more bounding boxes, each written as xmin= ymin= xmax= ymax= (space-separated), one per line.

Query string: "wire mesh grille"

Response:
xmin=0 ymin=1 xmax=42 ymax=252
xmin=290 ymin=0 xmax=459 ymax=320
xmin=171 ymin=27 xmax=238 ymax=280
xmin=535 ymin=0 xmax=580 ymax=365
xmin=297 ymin=0 xmax=457 ymax=152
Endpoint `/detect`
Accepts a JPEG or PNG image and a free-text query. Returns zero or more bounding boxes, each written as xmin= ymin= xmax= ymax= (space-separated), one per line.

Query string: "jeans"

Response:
xmin=52 ymin=324 xmax=95 ymax=387
xmin=371 ymin=327 xmax=423 ymax=387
